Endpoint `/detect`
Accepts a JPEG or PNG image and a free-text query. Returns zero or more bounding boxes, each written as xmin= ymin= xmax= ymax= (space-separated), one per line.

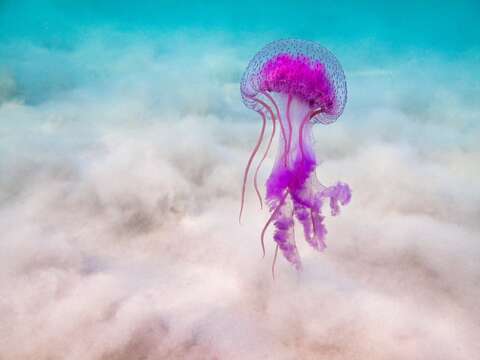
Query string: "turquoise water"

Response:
xmin=1 ymin=0 xmax=479 ymax=54
xmin=1 ymin=0 xmax=479 ymax=107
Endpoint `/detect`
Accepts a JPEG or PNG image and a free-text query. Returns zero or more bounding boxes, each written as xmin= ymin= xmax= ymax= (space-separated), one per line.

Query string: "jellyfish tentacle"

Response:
xmin=253 ymin=105 xmax=276 ymax=209
xmin=262 ymin=91 xmax=288 ymax=166
xmin=310 ymin=108 xmax=323 ymax=119
xmin=251 ymin=98 xmax=277 ymax=209
xmin=299 ymin=110 xmax=314 ymax=163
xmin=261 ymin=190 xmax=288 ymax=257
xmin=298 ymin=107 xmax=326 ymax=162
xmin=286 ymin=94 xmax=293 ymax=166
xmin=254 ymin=98 xmax=276 ymax=122
xmin=239 ymin=109 xmax=267 ymax=224
xmin=272 ymin=244 xmax=279 ymax=279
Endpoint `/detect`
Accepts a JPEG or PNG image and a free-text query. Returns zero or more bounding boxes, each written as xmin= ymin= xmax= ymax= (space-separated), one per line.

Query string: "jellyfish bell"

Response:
xmin=240 ymin=39 xmax=351 ymax=274
xmin=241 ymin=39 xmax=347 ymax=123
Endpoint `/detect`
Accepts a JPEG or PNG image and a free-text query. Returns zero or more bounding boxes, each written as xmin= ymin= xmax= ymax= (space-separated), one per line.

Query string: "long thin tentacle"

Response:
xmin=272 ymin=244 xmax=279 ymax=280
xmin=239 ymin=110 xmax=267 ymax=224
xmin=253 ymin=108 xmax=276 ymax=209
xmin=299 ymin=110 xmax=314 ymax=162
xmin=260 ymin=191 xmax=288 ymax=257
xmin=262 ymin=91 xmax=288 ymax=167
xmin=286 ymin=94 xmax=293 ymax=165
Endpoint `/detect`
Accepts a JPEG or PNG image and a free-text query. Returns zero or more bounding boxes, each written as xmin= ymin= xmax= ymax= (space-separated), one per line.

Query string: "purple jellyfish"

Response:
xmin=239 ymin=39 xmax=351 ymax=273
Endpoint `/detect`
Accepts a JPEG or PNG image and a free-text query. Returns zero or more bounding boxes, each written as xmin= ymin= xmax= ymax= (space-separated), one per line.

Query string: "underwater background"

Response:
xmin=1 ymin=1 xmax=479 ymax=359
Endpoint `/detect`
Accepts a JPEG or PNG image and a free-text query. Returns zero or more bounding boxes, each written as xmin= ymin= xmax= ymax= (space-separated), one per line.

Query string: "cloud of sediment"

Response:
xmin=0 ymin=31 xmax=479 ymax=359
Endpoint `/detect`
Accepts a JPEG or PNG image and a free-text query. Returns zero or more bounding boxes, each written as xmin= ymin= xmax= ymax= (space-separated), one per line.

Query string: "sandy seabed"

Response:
xmin=0 ymin=34 xmax=479 ymax=359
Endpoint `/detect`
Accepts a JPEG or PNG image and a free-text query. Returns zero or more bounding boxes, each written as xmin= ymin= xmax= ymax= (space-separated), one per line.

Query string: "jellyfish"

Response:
xmin=239 ymin=39 xmax=351 ymax=273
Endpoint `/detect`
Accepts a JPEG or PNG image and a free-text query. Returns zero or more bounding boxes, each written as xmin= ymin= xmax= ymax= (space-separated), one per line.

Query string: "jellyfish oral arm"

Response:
xmin=264 ymin=94 xmax=351 ymax=269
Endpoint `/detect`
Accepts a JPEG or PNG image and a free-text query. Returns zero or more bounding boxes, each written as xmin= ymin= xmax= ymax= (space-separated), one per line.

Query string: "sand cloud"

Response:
xmin=0 ymin=32 xmax=479 ymax=359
